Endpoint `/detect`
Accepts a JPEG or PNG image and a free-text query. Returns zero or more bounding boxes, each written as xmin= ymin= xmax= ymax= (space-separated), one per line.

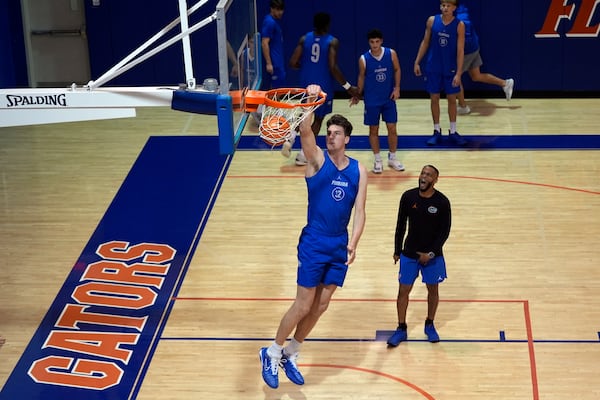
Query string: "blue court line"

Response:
xmin=160 ymin=336 xmax=600 ymax=344
xmin=238 ymin=134 xmax=600 ymax=150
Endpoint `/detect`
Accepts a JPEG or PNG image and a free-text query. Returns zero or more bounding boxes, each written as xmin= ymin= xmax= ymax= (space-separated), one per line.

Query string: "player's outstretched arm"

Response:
xmin=300 ymin=84 xmax=324 ymax=175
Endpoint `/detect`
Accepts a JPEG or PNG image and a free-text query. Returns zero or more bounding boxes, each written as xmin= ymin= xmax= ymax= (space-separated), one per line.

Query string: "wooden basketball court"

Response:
xmin=1 ymin=98 xmax=599 ymax=399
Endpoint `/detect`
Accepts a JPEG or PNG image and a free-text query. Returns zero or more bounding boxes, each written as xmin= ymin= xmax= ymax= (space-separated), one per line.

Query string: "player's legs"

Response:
xmin=274 ymin=285 xmax=317 ymax=345
xmin=430 ymin=93 xmax=441 ymax=125
xmin=368 ymin=125 xmax=381 ymax=154
xmin=364 ymin=104 xmax=383 ymax=171
xmin=385 ymin=122 xmax=398 ymax=153
xmin=447 ymin=93 xmax=458 ymax=123
xmin=277 ymin=284 xmax=332 ymax=387
xmin=424 ymin=283 xmax=441 ymax=342
xmin=421 ymin=256 xmax=446 ymax=341
xmin=468 ymin=67 xmax=506 ymax=88
xmin=280 ymin=232 xmax=345 ymax=385
xmin=458 ymin=51 xmax=480 ymax=109
xmin=396 ymin=283 xmax=414 ymax=324
xmin=381 ymin=101 xmax=399 ymax=152
xmin=293 ymin=283 xmax=337 ymax=342
xmin=261 ymin=283 xmax=315 ymax=388
xmin=425 ymin=72 xmax=443 ymax=123
xmin=458 ymin=83 xmax=467 ymax=108
xmin=443 ymin=76 xmax=463 ymax=142
xmin=425 ymin=93 xmax=442 ymax=145
xmin=387 ymin=282 xmax=414 ymax=347
xmin=388 ymin=255 xmax=419 ymax=346
xmin=426 ymin=283 xmax=440 ymax=320
xmin=364 ymin=104 xmax=382 ymax=150
xmin=396 ymin=255 xmax=420 ymax=323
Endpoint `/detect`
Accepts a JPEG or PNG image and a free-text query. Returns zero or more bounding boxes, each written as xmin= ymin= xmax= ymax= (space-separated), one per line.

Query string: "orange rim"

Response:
xmin=243 ymin=88 xmax=327 ymax=111
xmin=263 ymin=88 xmax=327 ymax=109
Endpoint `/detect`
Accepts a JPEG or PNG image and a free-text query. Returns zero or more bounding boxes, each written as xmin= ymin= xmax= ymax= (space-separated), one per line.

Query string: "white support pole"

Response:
xmin=88 ymin=14 xmax=216 ymax=90
xmin=91 ymin=15 xmax=216 ymax=90
xmin=87 ymin=0 xmax=210 ymax=90
xmin=178 ymin=0 xmax=196 ymax=89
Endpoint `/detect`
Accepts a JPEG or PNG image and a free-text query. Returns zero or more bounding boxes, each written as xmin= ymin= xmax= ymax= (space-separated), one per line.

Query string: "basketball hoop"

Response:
xmin=245 ymin=88 xmax=327 ymax=147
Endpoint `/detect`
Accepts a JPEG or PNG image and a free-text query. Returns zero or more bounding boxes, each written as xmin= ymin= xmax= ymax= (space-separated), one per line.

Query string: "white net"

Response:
xmin=258 ymin=88 xmax=326 ymax=147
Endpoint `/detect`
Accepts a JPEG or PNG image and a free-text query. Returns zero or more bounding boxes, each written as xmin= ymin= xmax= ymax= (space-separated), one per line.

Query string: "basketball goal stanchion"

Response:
xmin=1 ymin=0 xmax=261 ymax=155
xmin=243 ymin=88 xmax=327 ymax=147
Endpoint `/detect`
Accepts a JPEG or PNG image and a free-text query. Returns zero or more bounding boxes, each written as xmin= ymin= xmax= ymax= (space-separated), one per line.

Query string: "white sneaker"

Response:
xmin=457 ymin=105 xmax=471 ymax=115
xmin=295 ymin=151 xmax=307 ymax=166
xmin=388 ymin=158 xmax=405 ymax=171
xmin=373 ymin=159 xmax=383 ymax=174
xmin=503 ymin=78 xmax=514 ymax=101
xmin=281 ymin=140 xmax=292 ymax=158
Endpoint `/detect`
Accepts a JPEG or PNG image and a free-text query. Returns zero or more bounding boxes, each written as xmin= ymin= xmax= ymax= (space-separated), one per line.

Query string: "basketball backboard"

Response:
xmin=0 ymin=0 xmax=259 ymax=155
xmin=215 ymin=0 xmax=260 ymax=153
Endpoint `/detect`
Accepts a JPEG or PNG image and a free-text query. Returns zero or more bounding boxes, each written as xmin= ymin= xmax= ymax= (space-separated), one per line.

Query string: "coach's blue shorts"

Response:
xmin=297 ymin=226 xmax=349 ymax=288
xmin=424 ymin=72 xmax=460 ymax=95
xmin=398 ymin=254 xmax=447 ymax=285
xmin=363 ymin=100 xmax=398 ymax=126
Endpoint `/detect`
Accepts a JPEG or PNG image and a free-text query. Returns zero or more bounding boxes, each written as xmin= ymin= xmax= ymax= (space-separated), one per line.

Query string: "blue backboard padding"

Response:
xmin=0 ymin=136 xmax=229 ymax=400
xmin=171 ymin=89 xmax=219 ymax=115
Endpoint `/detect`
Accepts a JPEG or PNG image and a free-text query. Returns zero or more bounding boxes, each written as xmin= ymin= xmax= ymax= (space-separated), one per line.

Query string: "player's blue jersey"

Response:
xmin=261 ymin=14 xmax=284 ymax=71
xmin=362 ymin=47 xmax=394 ymax=106
xmin=425 ymin=14 xmax=460 ymax=76
xmin=299 ymin=32 xmax=335 ymax=96
xmin=305 ymin=152 xmax=360 ymax=236
xmin=457 ymin=4 xmax=479 ymax=54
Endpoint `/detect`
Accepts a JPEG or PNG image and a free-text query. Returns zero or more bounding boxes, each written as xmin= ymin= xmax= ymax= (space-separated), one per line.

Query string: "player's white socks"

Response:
xmin=267 ymin=342 xmax=283 ymax=360
xmin=283 ymin=338 xmax=302 ymax=356
xmin=450 ymin=122 xmax=457 ymax=133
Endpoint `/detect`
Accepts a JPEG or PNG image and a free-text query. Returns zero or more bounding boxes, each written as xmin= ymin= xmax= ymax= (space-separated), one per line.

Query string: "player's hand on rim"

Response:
xmin=306 ymin=84 xmax=321 ymax=100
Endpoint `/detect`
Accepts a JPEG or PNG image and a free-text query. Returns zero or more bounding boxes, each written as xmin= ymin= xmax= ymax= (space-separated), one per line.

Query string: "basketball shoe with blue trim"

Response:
xmin=280 ymin=351 xmax=304 ymax=385
xmin=259 ymin=347 xmax=279 ymax=388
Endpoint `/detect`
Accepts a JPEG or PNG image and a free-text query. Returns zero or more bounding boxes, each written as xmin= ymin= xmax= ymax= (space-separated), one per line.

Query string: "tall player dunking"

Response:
xmin=259 ymin=84 xmax=368 ymax=389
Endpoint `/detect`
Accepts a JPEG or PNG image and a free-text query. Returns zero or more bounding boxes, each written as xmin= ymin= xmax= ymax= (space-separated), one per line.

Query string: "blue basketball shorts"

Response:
xmin=263 ymin=67 xmax=287 ymax=89
xmin=314 ymin=95 xmax=333 ymax=118
xmin=424 ymin=72 xmax=461 ymax=95
xmin=398 ymin=254 xmax=447 ymax=285
xmin=363 ymin=100 xmax=398 ymax=126
xmin=296 ymin=226 xmax=349 ymax=288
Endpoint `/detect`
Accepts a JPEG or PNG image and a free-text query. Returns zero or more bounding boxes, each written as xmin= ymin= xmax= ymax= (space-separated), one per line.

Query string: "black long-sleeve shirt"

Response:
xmin=394 ymin=188 xmax=451 ymax=259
